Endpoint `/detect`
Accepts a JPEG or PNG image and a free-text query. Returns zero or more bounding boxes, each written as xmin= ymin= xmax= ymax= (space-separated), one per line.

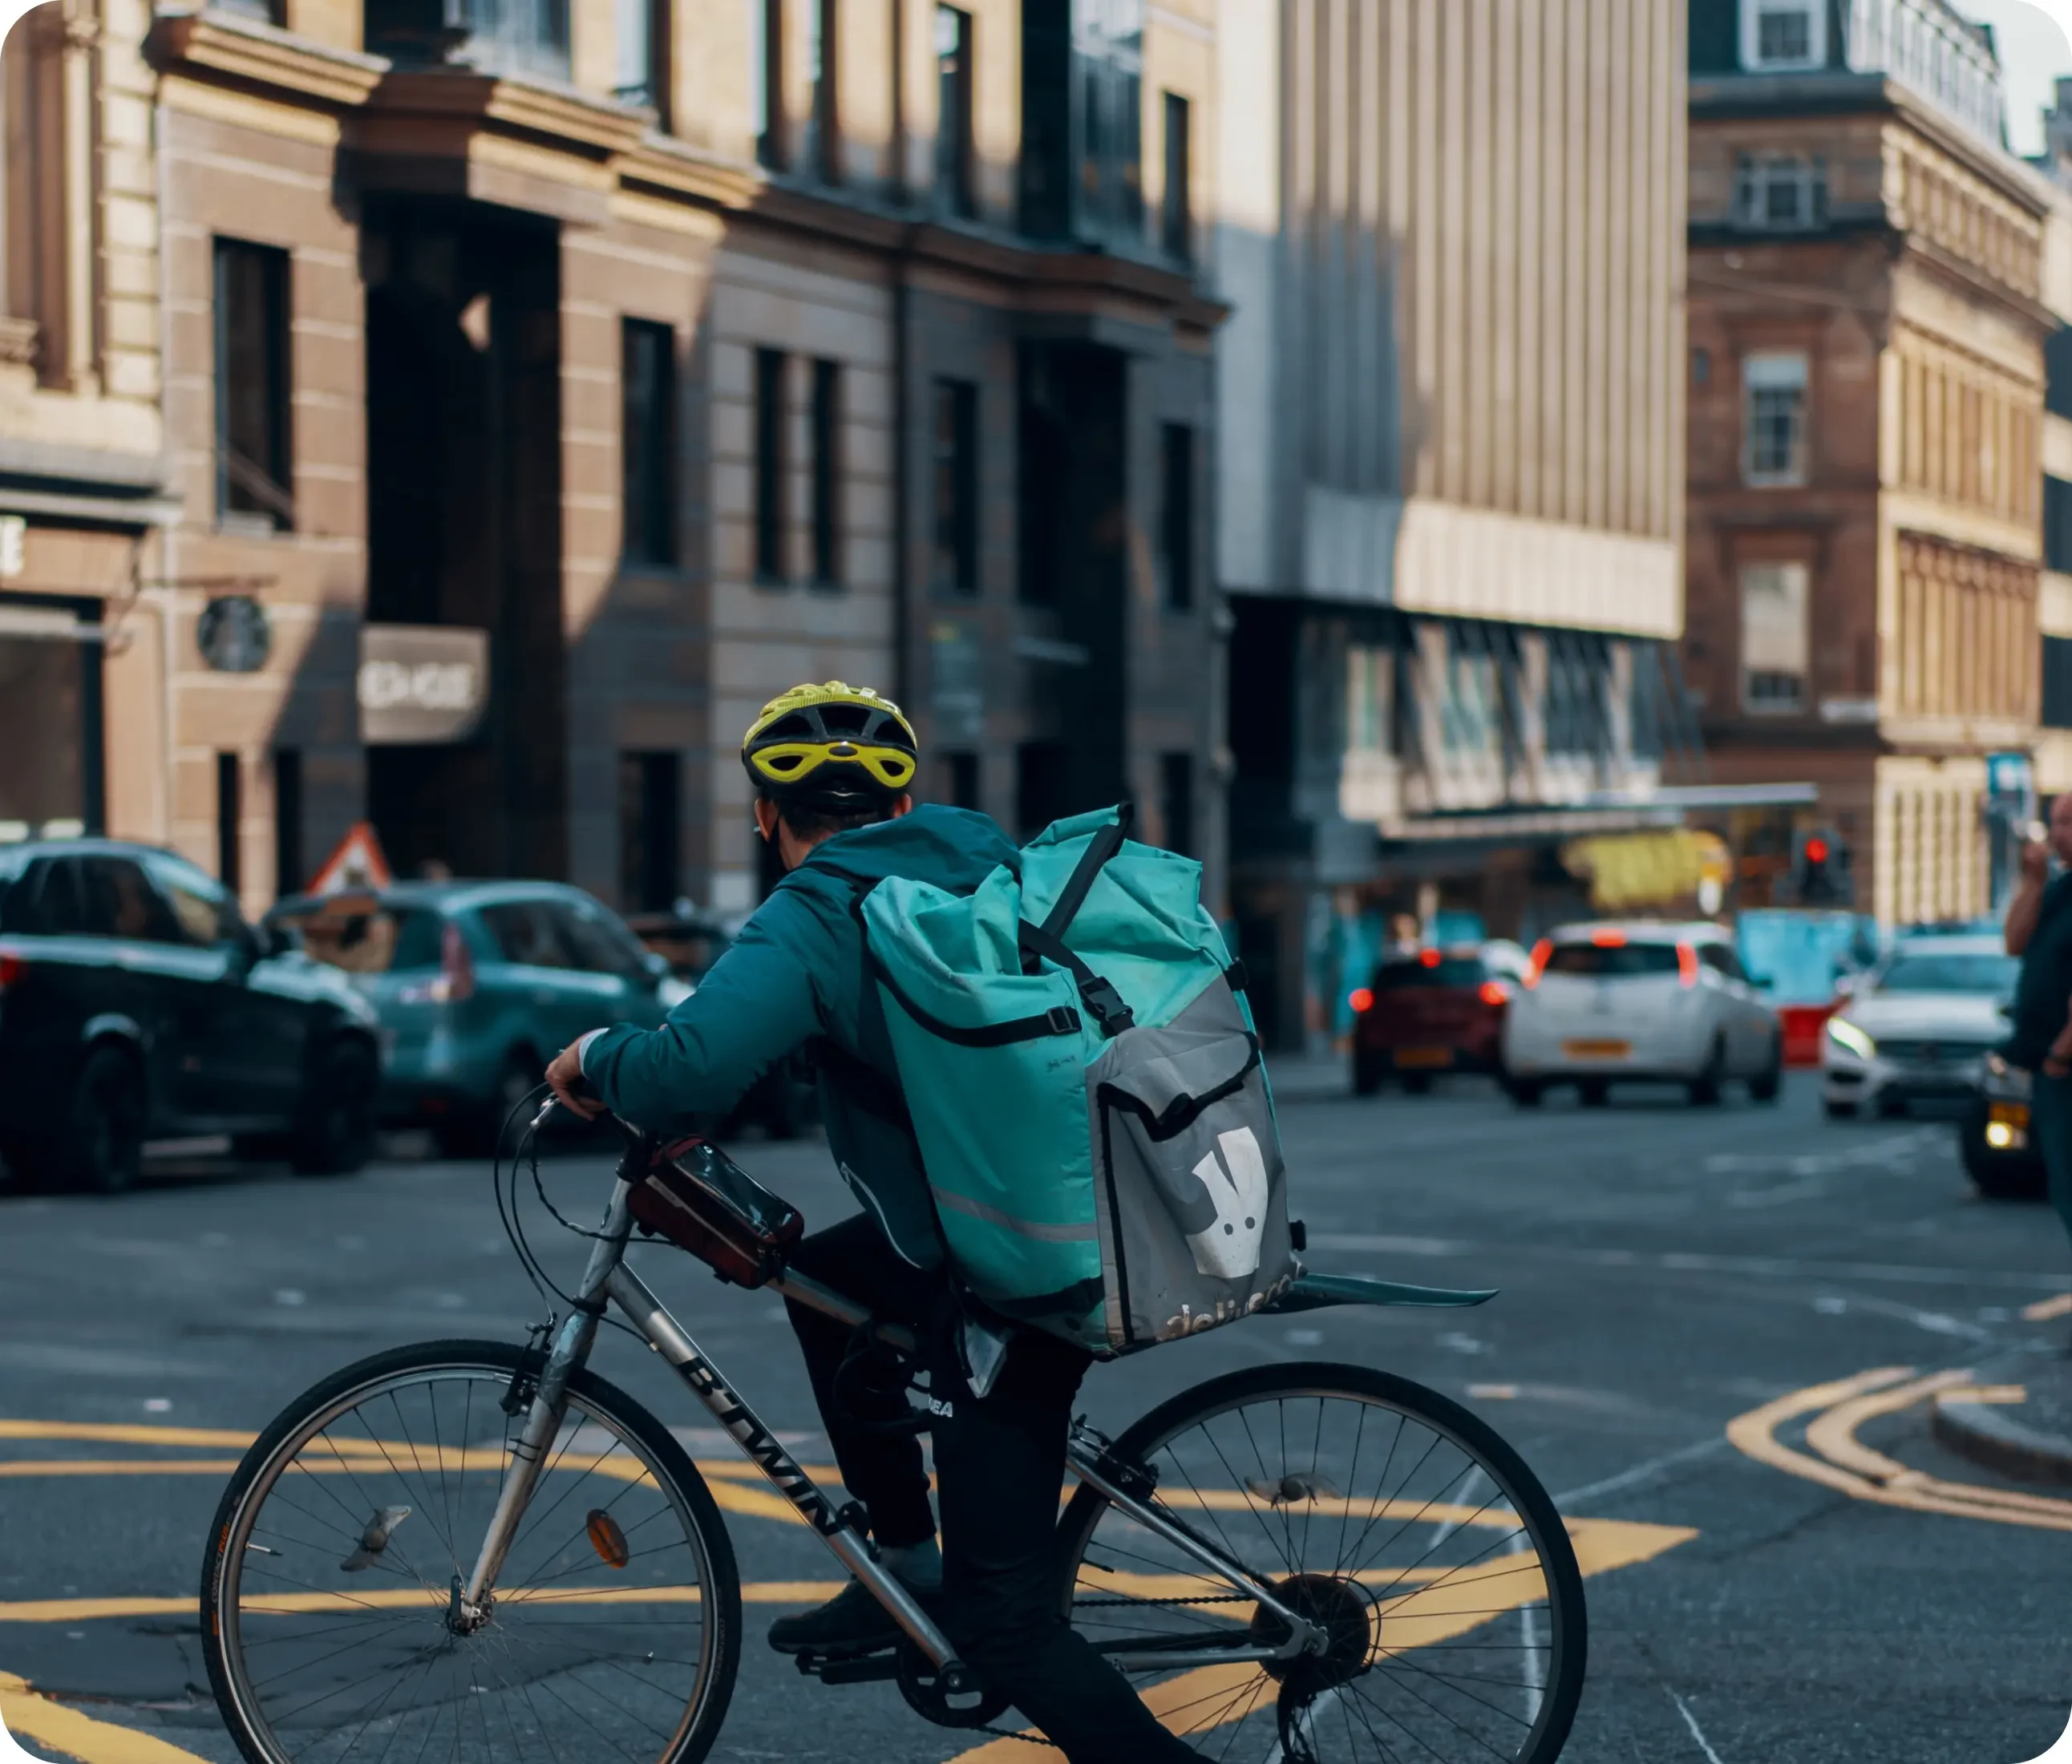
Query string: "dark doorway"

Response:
xmin=1016 ymin=341 xmax=1128 ymax=820
xmin=363 ymin=198 xmax=565 ymax=881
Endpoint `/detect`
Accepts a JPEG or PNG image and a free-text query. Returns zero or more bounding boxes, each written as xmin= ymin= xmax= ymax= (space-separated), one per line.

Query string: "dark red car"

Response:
xmin=1350 ymin=943 xmax=1530 ymax=1095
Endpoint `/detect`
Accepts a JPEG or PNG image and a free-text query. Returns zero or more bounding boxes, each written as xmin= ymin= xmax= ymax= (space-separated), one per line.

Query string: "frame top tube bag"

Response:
xmin=848 ymin=804 xmax=1296 ymax=1355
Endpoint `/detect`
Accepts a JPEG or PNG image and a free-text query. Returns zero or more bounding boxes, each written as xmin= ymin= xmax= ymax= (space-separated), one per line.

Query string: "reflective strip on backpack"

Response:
xmin=930 ymin=1187 xmax=1100 ymax=1242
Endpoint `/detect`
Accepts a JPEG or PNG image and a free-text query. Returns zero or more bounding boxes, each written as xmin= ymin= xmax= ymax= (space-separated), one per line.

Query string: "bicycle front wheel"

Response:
xmin=1057 ymin=1362 xmax=1587 ymax=1764
xmin=201 ymin=1339 xmax=741 ymax=1764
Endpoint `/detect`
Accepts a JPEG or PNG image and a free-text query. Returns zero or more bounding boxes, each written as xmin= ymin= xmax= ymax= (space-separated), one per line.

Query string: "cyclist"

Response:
xmin=547 ymin=682 xmax=1201 ymax=1764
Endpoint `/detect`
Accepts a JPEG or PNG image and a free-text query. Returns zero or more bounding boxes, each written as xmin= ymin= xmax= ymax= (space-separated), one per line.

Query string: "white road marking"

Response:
xmin=1671 ymin=1689 xmax=1728 ymax=1764
xmin=1552 ymin=1436 xmax=1729 ymax=1509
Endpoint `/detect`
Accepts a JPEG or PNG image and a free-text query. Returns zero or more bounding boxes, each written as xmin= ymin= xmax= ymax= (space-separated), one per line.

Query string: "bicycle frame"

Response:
xmin=457 ymin=1120 xmax=1334 ymax=1680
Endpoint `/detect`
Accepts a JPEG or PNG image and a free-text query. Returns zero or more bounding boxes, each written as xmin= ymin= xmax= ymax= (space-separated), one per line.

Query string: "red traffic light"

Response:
xmin=1804 ymin=837 xmax=1829 ymax=864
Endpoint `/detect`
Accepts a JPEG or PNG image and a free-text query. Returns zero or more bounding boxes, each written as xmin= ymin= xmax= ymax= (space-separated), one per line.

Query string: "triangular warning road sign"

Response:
xmin=306 ymin=821 xmax=394 ymax=896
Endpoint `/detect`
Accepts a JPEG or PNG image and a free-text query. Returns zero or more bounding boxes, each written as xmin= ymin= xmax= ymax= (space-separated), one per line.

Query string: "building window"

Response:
xmin=2047 ymin=476 xmax=2072 ymax=575
xmin=1742 ymin=0 xmax=1823 ymax=71
xmin=1016 ymin=739 xmax=1070 ymax=837
xmin=751 ymin=0 xmax=783 ymax=169
xmin=1741 ymin=561 xmax=1811 ymax=713
xmin=2045 ymin=635 xmax=2072 ymax=730
xmin=936 ymin=6 xmax=974 ymax=216
xmin=213 ymin=239 xmax=293 ymax=530
xmin=1159 ymin=422 xmax=1194 ymax=610
xmin=754 ymin=347 xmax=786 ymax=582
xmin=1160 ymin=91 xmax=1191 ymax=261
xmin=622 ymin=319 xmax=677 ymax=568
xmin=613 ymin=0 xmax=668 ymax=119
xmin=941 ymin=749 xmax=980 ymax=808
xmin=1743 ymin=351 xmax=1808 ymax=486
xmin=217 ymin=752 xmax=242 ymax=893
xmin=1075 ymin=1 xmax=1143 ymax=243
xmin=1439 ymin=637 xmax=1502 ymax=758
xmin=810 ymin=358 xmax=841 ymax=586
xmin=806 ymin=0 xmax=838 ymax=183
xmin=1692 ymin=346 xmax=1710 ymax=387
xmin=932 ymin=378 xmax=978 ymax=596
xmin=618 ymin=750 xmax=681 ymax=912
xmin=454 ymin=0 xmax=572 ymax=83
xmin=273 ymin=747 xmax=301 ymax=900
xmin=1733 ymin=153 xmax=1826 ymax=231
xmin=1545 ymin=633 xmax=1606 ymax=755
xmin=1159 ymin=751 xmax=1194 ymax=857
xmin=1346 ymin=645 xmax=1394 ymax=754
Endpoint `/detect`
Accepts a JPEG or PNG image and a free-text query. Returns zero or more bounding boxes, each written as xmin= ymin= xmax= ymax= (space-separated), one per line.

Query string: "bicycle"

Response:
xmin=199 ymin=1096 xmax=1588 ymax=1763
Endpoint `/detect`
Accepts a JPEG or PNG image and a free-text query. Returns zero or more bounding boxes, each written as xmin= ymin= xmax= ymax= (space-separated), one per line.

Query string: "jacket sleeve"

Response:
xmin=579 ymin=888 xmax=837 ymax=1134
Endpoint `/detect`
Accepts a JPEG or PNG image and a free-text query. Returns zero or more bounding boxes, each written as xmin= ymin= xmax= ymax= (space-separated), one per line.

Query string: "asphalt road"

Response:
xmin=3 ymin=1068 xmax=2072 ymax=1764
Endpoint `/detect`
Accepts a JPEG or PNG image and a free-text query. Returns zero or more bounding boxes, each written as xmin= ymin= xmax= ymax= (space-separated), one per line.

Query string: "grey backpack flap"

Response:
xmin=1087 ymin=977 xmax=1296 ymax=1348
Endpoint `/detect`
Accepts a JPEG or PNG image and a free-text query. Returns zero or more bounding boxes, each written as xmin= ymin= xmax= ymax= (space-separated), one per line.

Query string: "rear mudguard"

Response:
xmin=1266 ymin=1271 xmax=1496 ymax=1313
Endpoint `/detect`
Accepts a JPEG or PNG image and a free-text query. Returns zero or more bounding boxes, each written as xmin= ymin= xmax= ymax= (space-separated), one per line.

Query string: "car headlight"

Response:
xmin=1985 ymin=1050 xmax=2033 ymax=1099
xmin=1825 ymin=1018 xmax=1876 ymax=1060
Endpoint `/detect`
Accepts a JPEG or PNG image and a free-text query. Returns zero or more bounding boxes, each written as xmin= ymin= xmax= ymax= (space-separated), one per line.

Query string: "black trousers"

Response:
xmin=784 ymin=1215 xmax=1202 ymax=1764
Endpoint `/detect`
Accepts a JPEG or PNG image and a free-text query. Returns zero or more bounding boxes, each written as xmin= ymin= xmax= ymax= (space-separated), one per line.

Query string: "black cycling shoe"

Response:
xmin=767 ymin=1577 xmax=938 ymax=1657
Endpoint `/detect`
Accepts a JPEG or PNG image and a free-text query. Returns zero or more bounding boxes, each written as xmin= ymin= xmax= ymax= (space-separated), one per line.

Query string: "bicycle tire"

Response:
xmin=200 ymin=1338 xmax=743 ymax=1764
xmin=1055 ymin=1361 xmax=1588 ymax=1764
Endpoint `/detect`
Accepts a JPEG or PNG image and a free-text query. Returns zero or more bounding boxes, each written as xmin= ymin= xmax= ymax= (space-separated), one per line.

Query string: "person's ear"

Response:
xmin=889 ymin=793 xmax=914 ymax=820
xmin=752 ymin=798 xmax=781 ymax=842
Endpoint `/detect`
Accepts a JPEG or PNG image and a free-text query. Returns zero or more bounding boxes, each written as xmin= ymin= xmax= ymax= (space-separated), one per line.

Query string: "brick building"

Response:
xmin=1684 ymin=0 xmax=2055 ymax=925
xmin=2 ymin=0 xmax=1220 ymax=918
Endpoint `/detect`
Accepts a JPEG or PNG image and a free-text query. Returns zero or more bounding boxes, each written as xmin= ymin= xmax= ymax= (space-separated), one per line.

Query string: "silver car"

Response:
xmin=1820 ymin=935 xmax=2017 ymax=1119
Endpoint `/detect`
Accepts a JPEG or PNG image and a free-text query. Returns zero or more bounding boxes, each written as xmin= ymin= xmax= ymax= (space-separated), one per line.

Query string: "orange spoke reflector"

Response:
xmin=587 ymin=1509 xmax=630 ymax=1569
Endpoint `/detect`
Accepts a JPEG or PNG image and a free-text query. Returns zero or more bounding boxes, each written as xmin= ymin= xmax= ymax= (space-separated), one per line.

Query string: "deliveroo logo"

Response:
xmin=2017 ymin=1711 xmax=2072 ymax=1764
xmin=1186 ymin=1127 xmax=1269 ymax=1279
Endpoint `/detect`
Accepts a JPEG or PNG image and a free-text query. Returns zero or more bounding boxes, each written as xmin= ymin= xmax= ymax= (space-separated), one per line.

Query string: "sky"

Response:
xmin=1966 ymin=0 xmax=2072 ymax=155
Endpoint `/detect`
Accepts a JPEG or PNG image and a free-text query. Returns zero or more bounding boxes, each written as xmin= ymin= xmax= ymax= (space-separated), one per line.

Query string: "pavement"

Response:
xmin=5 ymin=1067 xmax=2072 ymax=1763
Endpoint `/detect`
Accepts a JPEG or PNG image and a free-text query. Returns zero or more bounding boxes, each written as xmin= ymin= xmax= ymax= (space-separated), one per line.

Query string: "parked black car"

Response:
xmin=0 ymin=840 xmax=383 ymax=1193
xmin=1957 ymin=1050 xmax=2049 ymax=1201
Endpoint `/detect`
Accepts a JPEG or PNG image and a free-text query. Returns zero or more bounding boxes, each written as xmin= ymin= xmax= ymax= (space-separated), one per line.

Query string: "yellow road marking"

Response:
xmin=1728 ymin=1366 xmax=2072 ymax=1532
xmin=0 ymin=1421 xmax=257 ymax=1449
xmin=2021 ymin=1292 xmax=2072 ymax=1321
xmin=949 ymin=1515 xmax=1694 ymax=1762
xmin=1935 ymin=1385 xmax=2026 ymax=1406
xmin=1 ymin=1669 xmax=213 ymax=1763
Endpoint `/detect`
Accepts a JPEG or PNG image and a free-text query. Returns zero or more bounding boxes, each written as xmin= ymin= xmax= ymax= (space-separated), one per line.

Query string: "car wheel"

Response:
xmin=1748 ymin=1034 xmax=1784 ymax=1104
xmin=59 ymin=1045 xmax=146 ymax=1196
xmin=291 ymin=1038 xmax=378 ymax=1175
xmin=1352 ymin=1054 xmax=1385 ymax=1098
xmin=1578 ymin=1079 xmax=1610 ymax=1108
xmin=1687 ymin=1038 xmax=1725 ymax=1107
xmin=1402 ymin=1072 xmax=1435 ymax=1096
xmin=1505 ymin=1077 xmax=1544 ymax=1108
xmin=1968 ymin=1157 xmax=2046 ymax=1201
xmin=1823 ymin=1098 xmax=1860 ymax=1119
xmin=436 ymin=1051 xmax=541 ymax=1161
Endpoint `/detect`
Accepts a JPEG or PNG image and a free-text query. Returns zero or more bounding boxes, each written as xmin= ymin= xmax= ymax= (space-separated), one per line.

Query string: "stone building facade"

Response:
xmin=1684 ymin=0 xmax=2054 ymax=925
xmin=6 ymin=0 xmax=1220 ymax=919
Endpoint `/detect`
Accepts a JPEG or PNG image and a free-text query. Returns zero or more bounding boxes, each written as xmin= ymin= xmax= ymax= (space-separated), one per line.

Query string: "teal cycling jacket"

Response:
xmin=580 ymin=803 xmax=1020 ymax=1268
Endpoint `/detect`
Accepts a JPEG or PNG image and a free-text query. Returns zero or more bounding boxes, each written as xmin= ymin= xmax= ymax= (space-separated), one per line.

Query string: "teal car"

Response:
xmin=269 ymin=881 xmax=684 ymax=1157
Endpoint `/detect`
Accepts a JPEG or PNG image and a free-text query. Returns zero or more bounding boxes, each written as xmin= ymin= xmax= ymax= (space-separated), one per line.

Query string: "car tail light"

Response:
xmin=1677 ymin=943 xmax=1700 ymax=988
xmin=1479 ymin=979 xmax=1512 ymax=1007
xmin=0 ymin=950 xmax=22 ymax=991
xmin=1523 ymin=940 xmax=1552 ymax=988
xmin=1590 ymin=929 xmax=1627 ymax=949
xmin=1349 ymin=987 xmax=1374 ymax=1013
xmin=1418 ymin=948 xmax=1441 ymax=969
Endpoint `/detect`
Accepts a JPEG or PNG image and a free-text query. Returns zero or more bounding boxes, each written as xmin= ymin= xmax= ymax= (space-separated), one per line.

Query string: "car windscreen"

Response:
xmin=1872 ymin=953 xmax=2017 ymax=996
xmin=1374 ymin=958 xmax=1484 ymax=990
xmin=282 ymin=905 xmax=443 ymax=974
xmin=1541 ymin=942 xmax=1681 ymax=978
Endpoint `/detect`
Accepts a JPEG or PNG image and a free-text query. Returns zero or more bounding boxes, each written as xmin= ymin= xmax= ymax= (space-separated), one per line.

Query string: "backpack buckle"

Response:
xmin=1045 ymin=1005 xmax=1079 ymax=1035
xmin=1077 ymin=977 xmax=1136 ymax=1037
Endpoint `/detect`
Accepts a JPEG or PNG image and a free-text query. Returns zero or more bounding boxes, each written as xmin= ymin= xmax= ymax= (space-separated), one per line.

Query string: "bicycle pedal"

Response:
xmin=798 ymin=1650 xmax=902 ymax=1685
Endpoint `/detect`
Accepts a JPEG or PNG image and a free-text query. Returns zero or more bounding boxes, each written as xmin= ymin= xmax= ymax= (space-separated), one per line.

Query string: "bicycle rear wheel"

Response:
xmin=201 ymin=1339 xmax=741 ymax=1764
xmin=1056 ymin=1362 xmax=1586 ymax=1764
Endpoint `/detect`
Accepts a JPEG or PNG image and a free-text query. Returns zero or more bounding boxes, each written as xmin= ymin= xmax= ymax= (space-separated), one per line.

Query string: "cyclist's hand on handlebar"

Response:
xmin=546 ymin=1039 xmax=606 ymax=1119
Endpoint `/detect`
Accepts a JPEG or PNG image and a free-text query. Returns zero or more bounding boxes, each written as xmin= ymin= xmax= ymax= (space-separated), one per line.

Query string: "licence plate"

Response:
xmin=1394 ymin=1047 xmax=1453 ymax=1070
xmin=1562 ymin=1038 xmax=1632 ymax=1059
xmin=1989 ymin=1101 xmax=2031 ymax=1129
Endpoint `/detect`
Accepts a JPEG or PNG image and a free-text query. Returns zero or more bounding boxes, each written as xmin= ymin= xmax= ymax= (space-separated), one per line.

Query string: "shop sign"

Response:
xmin=1561 ymin=828 xmax=1731 ymax=914
xmin=358 ymin=624 xmax=488 ymax=745
xmin=197 ymin=595 xmax=272 ymax=673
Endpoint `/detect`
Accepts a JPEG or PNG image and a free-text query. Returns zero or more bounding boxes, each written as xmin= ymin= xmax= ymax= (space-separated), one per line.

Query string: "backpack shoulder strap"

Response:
xmin=1016 ymin=803 xmax=1137 ymax=1038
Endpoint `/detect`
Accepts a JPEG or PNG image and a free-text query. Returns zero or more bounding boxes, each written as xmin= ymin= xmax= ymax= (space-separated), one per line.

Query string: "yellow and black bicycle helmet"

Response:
xmin=741 ymin=681 xmax=919 ymax=814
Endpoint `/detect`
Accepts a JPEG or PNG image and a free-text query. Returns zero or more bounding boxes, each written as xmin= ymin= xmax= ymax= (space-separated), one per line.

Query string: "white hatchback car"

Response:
xmin=1500 ymin=921 xmax=1783 ymax=1107
xmin=1819 ymin=935 xmax=2017 ymax=1119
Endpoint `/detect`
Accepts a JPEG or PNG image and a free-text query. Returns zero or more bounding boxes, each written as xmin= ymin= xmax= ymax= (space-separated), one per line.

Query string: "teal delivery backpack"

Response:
xmin=853 ymin=805 xmax=1297 ymax=1355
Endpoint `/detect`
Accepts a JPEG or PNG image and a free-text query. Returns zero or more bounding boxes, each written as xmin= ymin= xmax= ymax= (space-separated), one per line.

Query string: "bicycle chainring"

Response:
xmin=896 ymin=1645 xmax=1011 ymax=1730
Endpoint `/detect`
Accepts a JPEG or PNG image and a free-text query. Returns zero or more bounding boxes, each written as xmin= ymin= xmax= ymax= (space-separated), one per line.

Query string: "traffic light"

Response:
xmin=1792 ymin=828 xmax=1849 ymax=905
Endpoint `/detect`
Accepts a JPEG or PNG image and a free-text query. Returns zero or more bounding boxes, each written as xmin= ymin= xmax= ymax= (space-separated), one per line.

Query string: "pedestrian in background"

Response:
xmin=2003 ymin=792 xmax=2072 ymax=1274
